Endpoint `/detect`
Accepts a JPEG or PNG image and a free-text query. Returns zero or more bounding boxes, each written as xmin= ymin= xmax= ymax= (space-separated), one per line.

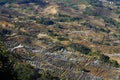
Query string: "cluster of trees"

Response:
xmin=38 ymin=17 xmax=55 ymax=25
xmin=100 ymin=54 xmax=119 ymax=68
xmin=55 ymin=14 xmax=81 ymax=22
xmin=70 ymin=43 xmax=91 ymax=54
xmin=90 ymin=52 xmax=120 ymax=68
xmin=0 ymin=28 xmax=11 ymax=39
xmin=0 ymin=0 xmax=47 ymax=6
xmin=83 ymin=7 xmax=107 ymax=16
xmin=0 ymin=41 xmax=59 ymax=80
xmin=69 ymin=42 xmax=120 ymax=68
xmin=14 ymin=63 xmax=56 ymax=80
xmin=103 ymin=17 xmax=120 ymax=28
xmin=87 ymin=0 xmax=103 ymax=7
xmin=83 ymin=7 xmax=95 ymax=16
xmin=57 ymin=37 xmax=68 ymax=41
xmin=0 ymin=42 xmax=16 ymax=80
xmin=0 ymin=27 xmax=60 ymax=80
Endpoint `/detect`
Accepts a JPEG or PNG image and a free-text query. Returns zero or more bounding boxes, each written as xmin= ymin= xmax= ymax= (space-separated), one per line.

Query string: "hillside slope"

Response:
xmin=0 ymin=0 xmax=120 ymax=80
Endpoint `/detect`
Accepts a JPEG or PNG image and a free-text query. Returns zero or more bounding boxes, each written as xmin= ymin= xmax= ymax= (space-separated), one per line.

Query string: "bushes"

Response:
xmin=38 ymin=17 xmax=54 ymax=25
xmin=103 ymin=17 xmax=120 ymax=28
xmin=87 ymin=0 xmax=103 ymax=7
xmin=0 ymin=42 xmax=16 ymax=80
xmin=89 ymin=51 xmax=120 ymax=68
xmin=57 ymin=37 xmax=68 ymax=41
xmin=110 ymin=60 xmax=119 ymax=68
xmin=58 ymin=17 xmax=81 ymax=22
xmin=37 ymin=14 xmax=81 ymax=24
xmin=70 ymin=43 xmax=91 ymax=54
xmin=0 ymin=28 xmax=11 ymax=39
xmin=99 ymin=54 xmax=110 ymax=63
xmin=0 ymin=42 xmax=58 ymax=80
xmin=55 ymin=14 xmax=81 ymax=22
xmin=89 ymin=52 xmax=100 ymax=57
xmin=83 ymin=7 xmax=94 ymax=15
xmin=14 ymin=63 xmax=54 ymax=80
xmin=99 ymin=54 xmax=120 ymax=68
xmin=14 ymin=63 xmax=39 ymax=80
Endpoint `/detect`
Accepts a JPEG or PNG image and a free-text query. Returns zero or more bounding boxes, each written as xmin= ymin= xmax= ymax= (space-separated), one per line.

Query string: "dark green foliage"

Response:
xmin=57 ymin=37 xmax=68 ymax=41
xmin=48 ymin=30 xmax=59 ymax=37
xmin=0 ymin=0 xmax=48 ymax=7
xmin=55 ymin=14 xmax=81 ymax=22
xmin=14 ymin=63 xmax=40 ymax=80
xmin=87 ymin=0 xmax=103 ymax=7
xmin=89 ymin=52 xmax=100 ymax=56
xmin=38 ymin=17 xmax=55 ymax=25
xmin=82 ymin=22 xmax=93 ymax=28
xmin=103 ymin=17 xmax=120 ymax=28
xmin=83 ymin=7 xmax=94 ymax=15
xmin=70 ymin=43 xmax=91 ymax=54
xmin=0 ymin=42 xmax=58 ymax=80
xmin=37 ymin=71 xmax=55 ymax=80
xmin=13 ymin=63 xmax=56 ymax=80
xmin=99 ymin=54 xmax=119 ymax=68
xmin=100 ymin=54 xmax=110 ymax=63
xmin=56 ymin=14 xmax=70 ymax=17
xmin=0 ymin=28 xmax=11 ymax=37
xmin=0 ymin=28 xmax=2 ymax=40
xmin=71 ymin=5 xmax=79 ymax=10
xmin=0 ymin=42 xmax=17 ymax=80
xmin=110 ymin=60 xmax=119 ymax=68
xmin=83 ymin=22 xmax=110 ymax=33
xmin=13 ymin=62 xmax=57 ymax=80
xmin=55 ymin=0 xmax=89 ymax=6
xmin=56 ymin=25 xmax=65 ymax=29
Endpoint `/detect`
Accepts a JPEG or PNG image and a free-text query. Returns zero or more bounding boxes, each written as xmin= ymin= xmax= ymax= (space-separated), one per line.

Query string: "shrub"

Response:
xmin=55 ymin=14 xmax=81 ymax=22
xmin=38 ymin=17 xmax=54 ymax=25
xmin=0 ymin=42 xmax=58 ymax=80
xmin=99 ymin=54 xmax=110 ymax=63
xmin=99 ymin=54 xmax=120 ymax=68
xmin=83 ymin=7 xmax=94 ymax=15
xmin=110 ymin=60 xmax=119 ymax=68
xmin=89 ymin=52 xmax=100 ymax=56
xmin=70 ymin=43 xmax=91 ymax=54
xmin=103 ymin=17 xmax=120 ymax=28
xmin=0 ymin=42 xmax=16 ymax=80
xmin=57 ymin=37 xmax=68 ymax=41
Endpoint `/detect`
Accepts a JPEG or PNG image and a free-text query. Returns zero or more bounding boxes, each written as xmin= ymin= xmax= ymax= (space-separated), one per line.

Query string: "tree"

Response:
xmin=14 ymin=63 xmax=41 ymax=80
xmin=100 ymin=54 xmax=110 ymax=63
xmin=0 ymin=42 xmax=16 ymax=80
xmin=0 ymin=42 xmax=58 ymax=80
xmin=110 ymin=60 xmax=119 ymax=68
xmin=38 ymin=17 xmax=54 ymax=25
xmin=83 ymin=7 xmax=94 ymax=15
xmin=70 ymin=43 xmax=91 ymax=54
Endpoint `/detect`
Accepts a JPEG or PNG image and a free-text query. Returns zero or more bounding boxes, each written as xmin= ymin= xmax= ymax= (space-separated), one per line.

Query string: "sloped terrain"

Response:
xmin=0 ymin=0 xmax=120 ymax=80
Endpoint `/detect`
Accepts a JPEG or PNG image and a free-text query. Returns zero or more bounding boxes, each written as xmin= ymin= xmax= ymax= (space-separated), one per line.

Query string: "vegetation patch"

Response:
xmin=70 ymin=43 xmax=91 ymax=54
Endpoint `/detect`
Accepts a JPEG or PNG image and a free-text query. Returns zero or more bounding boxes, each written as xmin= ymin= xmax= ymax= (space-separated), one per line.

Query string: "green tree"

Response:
xmin=83 ymin=7 xmax=94 ymax=15
xmin=14 ymin=63 xmax=41 ymax=80
xmin=0 ymin=42 xmax=16 ymax=80
xmin=100 ymin=54 xmax=110 ymax=63
xmin=110 ymin=60 xmax=119 ymax=68
xmin=70 ymin=43 xmax=91 ymax=54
